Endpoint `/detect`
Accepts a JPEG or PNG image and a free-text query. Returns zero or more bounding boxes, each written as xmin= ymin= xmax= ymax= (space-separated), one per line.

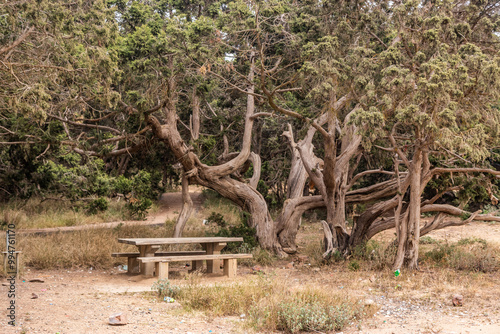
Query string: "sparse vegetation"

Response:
xmin=151 ymin=275 xmax=369 ymax=333
xmin=422 ymin=238 xmax=500 ymax=273
xmin=0 ymin=197 xmax=132 ymax=229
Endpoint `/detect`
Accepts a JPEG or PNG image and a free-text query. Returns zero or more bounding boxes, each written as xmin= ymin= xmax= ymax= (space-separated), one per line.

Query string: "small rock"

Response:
xmin=29 ymin=278 xmax=45 ymax=283
xmin=452 ymin=294 xmax=463 ymax=307
xmin=285 ymin=262 xmax=294 ymax=269
xmin=31 ymin=293 xmax=38 ymax=299
xmin=109 ymin=312 xmax=128 ymax=325
xmin=312 ymin=267 xmax=320 ymax=272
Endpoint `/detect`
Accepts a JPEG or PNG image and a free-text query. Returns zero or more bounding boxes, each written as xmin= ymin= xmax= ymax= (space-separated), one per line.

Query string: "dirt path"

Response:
xmin=12 ymin=191 xmax=205 ymax=235
xmin=2 ymin=263 xmax=499 ymax=334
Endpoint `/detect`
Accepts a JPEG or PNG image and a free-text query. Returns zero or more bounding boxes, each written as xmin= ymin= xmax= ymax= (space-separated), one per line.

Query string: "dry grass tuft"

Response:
xmin=152 ymin=274 xmax=370 ymax=333
xmin=0 ymin=197 xmax=138 ymax=229
xmin=0 ymin=225 xmax=173 ymax=273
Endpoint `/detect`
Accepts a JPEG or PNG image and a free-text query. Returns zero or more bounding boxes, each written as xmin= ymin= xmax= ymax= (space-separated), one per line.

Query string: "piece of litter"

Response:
xmin=109 ymin=312 xmax=128 ymax=326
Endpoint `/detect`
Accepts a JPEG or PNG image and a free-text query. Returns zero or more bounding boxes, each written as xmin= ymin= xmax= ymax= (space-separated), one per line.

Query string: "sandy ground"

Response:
xmin=1 ymin=191 xmax=500 ymax=333
xmin=1 ymin=253 xmax=499 ymax=334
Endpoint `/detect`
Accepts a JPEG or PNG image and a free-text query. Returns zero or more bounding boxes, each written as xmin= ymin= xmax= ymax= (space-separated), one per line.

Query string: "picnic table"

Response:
xmin=115 ymin=237 xmax=251 ymax=279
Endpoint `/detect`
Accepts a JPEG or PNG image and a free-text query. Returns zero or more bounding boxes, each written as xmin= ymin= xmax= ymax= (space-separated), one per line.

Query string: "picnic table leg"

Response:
xmin=223 ymin=259 xmax=237 ymax=278
xmin=189 ymin=260 xmax=203 ymax=273
xmin=139 ymin=245 xmax=160 ymax=276
xmin=127 ymin=257 xmax=140 ymax=274
xmin=203 ymin=242 xmax=226 ymax=274
xmin=155 ymin=262 xmax=169 ymax=280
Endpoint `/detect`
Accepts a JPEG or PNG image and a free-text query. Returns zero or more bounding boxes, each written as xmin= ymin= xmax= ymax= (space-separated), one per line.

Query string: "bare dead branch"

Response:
xmin=0 ymin=26 xmax=35 ymax=58
xmin=48 ymin=114 xmax=122 ymax=135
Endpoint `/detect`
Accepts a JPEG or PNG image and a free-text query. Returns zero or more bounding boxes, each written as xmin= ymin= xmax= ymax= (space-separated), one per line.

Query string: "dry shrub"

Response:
xmin=250 ymin=247 xmax=275 ymax=266
xmin=302 ymin=238 xmax=326 ymax=267
xmin=152 ymin=275 xmax=369 ymax=333
xmin=422 ymin=238 xmax=499 ymax=273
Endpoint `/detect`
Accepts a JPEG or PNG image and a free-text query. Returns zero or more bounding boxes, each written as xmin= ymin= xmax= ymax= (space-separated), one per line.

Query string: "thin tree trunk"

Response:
xmin=394 ymin=150 xmax=423 ymax=270
xmin=191 ymin=87 xmax=200 ymax=140
xmin=173 ymin=172 xmax=193 ymax=237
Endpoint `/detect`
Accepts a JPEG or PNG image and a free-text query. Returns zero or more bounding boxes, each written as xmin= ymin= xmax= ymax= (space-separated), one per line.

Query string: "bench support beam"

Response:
xmin=140 ymin=245 xmax=160 ymax=276
xmin=127 ymin=257 xmax=140 ymax=274
xmin=188 ymin=260 xmax=203 ymax=273
xmin=223 ymin=258 xmax=237 ymax=278
xmin=202 ymin=242 xmax=226 ymax=274
xmin=155 ymin=262 xmax=169 ymax=280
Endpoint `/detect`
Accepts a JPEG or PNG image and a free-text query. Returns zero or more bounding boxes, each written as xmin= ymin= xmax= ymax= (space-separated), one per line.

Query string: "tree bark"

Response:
xmin=173 ymin=172 xmax=193 ymax=237
xmin=394 ymin=149 xmax=422 ymax=270
xmin=190 ymin=87 xmax=200 ymax=141
xmin=147 ymin=58 xmax=284 ymax=255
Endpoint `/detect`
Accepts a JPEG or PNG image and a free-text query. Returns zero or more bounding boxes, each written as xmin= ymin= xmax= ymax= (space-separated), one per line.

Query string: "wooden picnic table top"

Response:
xmin=117 ymin=237 xmax=244 ymax=246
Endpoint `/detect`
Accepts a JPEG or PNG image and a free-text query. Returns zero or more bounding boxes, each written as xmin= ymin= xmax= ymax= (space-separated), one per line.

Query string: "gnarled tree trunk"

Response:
xmin=147 ymin=59 xmax=284 ymax=255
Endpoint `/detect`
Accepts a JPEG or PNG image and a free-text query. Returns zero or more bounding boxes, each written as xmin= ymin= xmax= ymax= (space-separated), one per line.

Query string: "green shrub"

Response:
xmin=206 ymin=211 xmax=258 ymax=253
xmin=212 ymin=222 xmax=257 ymax=253
xmin=272 ymin=289 xmax=365 ymax=333
xmin=348 ymin=240 xmax=393 ymax=270
xmin=348 ymin=260 xmax=360 ymax=271
xmin=114 ymin=175 xmax=133 ymax=195
xmin=276 ymin=300 xmax=358 ymax=333
xmin=152 ymin=279 xmax=181 ymax=298
xmin=207 ymin=212 xmax=227 ymax=227
xmin=151 ymin=276 xmax=366 ymax=333
xmin=126 ymin=197 xmax=152 ymax=220
xmin=86 ymin=198 xmax=108 ymax=215
xmin=250 ymin=247 xmax=275 ymax=266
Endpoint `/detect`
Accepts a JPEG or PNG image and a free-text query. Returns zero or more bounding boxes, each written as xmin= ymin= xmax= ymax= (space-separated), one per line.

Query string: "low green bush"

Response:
xmin=126 ymin=197 xmax=152 ymax=220
xmin=86 ymin=197 xmax=108 ymax=215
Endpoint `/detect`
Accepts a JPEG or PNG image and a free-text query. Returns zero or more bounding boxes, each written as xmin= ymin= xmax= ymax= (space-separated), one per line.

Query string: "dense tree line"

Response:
xmin=1 ymin=0 xmax=500 ymax=268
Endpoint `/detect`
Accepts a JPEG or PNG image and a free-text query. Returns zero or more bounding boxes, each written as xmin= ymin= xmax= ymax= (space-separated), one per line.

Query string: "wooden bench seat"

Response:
xmin=112 ymin=251 xmax=207 ymax=274
xmin=138 ymin=253 xmax=253 ymax=279
xmin=111 ymin=251 xmax=207 ymax=257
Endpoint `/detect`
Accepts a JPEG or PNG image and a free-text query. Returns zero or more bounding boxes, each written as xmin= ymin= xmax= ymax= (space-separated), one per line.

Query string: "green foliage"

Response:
xmin=210 ymin=213 xmax=258 ymax=253
xmin=36 ymin=157 xmax=113 ymax=199
xmin=86 ymin=198 xmax=109 ymax=215
xmin=114 ymin=175 xmax=133 ymax=195
xmin=276 ymin=298 xmax=361 ymax=333
xmin=251 ymin=247 xmax=275 ymax=266
xmin=130 ymin=170 xmax=160 ymax=200
xmin=207 ymin=212 xmax=227 ymax=227
xmin=348 ymin=260 xmax=360 ymax=272
xmin=349 ymin=240 xmax=395 ymax=270
xmin=151 ymin=279 xmax=181 ymax=298
xmin=126 ymin=197 xmax=152 ymax=220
